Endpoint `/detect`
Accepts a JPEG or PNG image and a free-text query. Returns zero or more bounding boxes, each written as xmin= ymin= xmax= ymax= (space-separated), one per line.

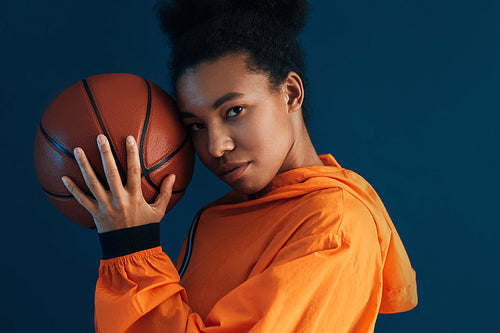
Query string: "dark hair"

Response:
xmin=154 ymin=0 xmax=312 ymax=127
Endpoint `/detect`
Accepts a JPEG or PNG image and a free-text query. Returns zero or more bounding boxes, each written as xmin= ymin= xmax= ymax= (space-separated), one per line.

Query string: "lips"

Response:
xmin=216 ymin=162 xmax=250 ymax=183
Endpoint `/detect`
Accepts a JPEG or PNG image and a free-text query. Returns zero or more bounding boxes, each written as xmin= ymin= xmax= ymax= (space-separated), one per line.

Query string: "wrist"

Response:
xmin=98 ymin=223 xmax=160 ymax=259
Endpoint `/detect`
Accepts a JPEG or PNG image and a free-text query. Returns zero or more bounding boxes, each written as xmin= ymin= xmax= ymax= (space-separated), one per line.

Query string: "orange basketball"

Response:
xmin=33 ymin=73 xmax=194 ymax=229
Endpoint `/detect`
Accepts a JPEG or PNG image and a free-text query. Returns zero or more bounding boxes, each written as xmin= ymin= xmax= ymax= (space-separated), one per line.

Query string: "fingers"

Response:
xmin=125 ymin=135 xmax=142 ymax=195
xmin=152 ymin=174 xmax=176 ymax=213
xmin=61 ymin=176 xmax=98 ymax=214
xmin=74 ymin=146 xmax=107 ymax=200
xmin=97 ymin=134 xmax=124 ymax=197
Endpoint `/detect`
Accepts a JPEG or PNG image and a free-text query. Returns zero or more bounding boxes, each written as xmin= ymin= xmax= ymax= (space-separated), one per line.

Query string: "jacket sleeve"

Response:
xmin=94 ymin=205 xmax=384 ymax=332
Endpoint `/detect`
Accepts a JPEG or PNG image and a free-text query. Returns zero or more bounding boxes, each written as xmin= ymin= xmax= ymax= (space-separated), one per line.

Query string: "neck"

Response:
xmin=279 ymin=112 xmax=324 ymax=174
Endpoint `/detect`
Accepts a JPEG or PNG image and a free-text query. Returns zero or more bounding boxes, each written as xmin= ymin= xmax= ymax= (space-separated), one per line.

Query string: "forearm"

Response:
xmin=95 ymin=224 xmax=204 ymax=333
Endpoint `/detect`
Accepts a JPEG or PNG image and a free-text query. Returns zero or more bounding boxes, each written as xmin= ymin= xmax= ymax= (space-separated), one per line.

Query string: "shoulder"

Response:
xmin=285 ymin=186 xmax=375 ymax=241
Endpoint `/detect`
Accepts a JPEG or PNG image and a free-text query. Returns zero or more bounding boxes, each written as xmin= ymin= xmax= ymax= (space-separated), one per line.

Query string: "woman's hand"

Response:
xmin=61 ymin=134 xmax=176 ymax=233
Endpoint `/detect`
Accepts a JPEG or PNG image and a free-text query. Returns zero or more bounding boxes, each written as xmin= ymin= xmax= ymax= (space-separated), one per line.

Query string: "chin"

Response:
xmin=229 ymin=178 xmax=271 ymax=196
xmin=229 ymin=183 xmax=258 ymax=195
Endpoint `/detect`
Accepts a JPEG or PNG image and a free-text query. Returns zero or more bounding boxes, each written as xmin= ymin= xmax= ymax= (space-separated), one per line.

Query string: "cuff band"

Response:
xmin=98 ymin=223 xmax=160 ymax=260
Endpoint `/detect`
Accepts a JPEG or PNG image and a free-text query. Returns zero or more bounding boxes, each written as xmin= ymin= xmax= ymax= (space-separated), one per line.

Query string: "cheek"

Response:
xmin=191 ymin=133 xmax=212 ymax=167
xmin=241 ymin=105 xmax=293 ymax=156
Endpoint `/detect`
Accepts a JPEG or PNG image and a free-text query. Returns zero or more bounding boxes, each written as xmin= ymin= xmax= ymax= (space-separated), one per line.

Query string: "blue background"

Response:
xmin=1 ymin=0 xmax=498 ymax=332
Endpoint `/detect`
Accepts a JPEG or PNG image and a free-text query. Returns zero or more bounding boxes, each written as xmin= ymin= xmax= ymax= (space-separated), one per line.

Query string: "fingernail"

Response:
xmin=97 ymin=134 xmax=106 ymax=145
xmin=74 ymin=148 xmax=81 ymax=158
xmin=126 ymin=136 xmax=135 ymax=145
xmin=61 ymin=176 xmax=68 ymax=185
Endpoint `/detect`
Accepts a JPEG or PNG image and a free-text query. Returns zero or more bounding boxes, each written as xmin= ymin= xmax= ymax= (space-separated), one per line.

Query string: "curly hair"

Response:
xmin=153 ymin=0 xmax=312 ymax=126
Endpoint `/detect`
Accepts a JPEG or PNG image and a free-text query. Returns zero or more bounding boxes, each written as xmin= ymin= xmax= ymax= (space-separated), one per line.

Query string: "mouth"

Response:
xmin=217 ymin=162 xmax=250 ymax=183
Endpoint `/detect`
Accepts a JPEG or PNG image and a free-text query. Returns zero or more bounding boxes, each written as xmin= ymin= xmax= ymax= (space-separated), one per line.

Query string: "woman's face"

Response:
xmin=176 ymin=53 xmax=297 ymax=195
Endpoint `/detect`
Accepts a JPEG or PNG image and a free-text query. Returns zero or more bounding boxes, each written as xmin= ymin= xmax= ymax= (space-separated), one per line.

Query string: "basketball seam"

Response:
xmin=38 ymin=123 xmax=75 ymax=160
xmin=142 ymin=136 xmax=191 ymax=192
xmin=38 ymin=123 xmax=102 ymax=198
xmin=139 ymin=79 xmax=191 ymax=193
xmin=82 ymin=79 xmax=127 ymax=184
xmin=139 ymin=79 xmax=153 ymax=185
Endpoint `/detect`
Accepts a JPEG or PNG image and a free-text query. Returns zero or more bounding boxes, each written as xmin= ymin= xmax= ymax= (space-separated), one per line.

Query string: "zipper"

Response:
xmin=178 ymin=208 xmax=206 ymax=278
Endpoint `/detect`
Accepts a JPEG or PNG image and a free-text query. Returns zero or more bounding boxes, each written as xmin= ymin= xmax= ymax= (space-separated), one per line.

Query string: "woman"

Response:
xmin=62 ymin=0 xmax=418 ymax=331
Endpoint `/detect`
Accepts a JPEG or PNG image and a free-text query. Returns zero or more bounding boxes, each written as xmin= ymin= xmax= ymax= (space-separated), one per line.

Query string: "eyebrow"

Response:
xmin=179 ymin=92 xmax=245 ymax=119
xmin=213 ymin=92 xmax=244 ymax=110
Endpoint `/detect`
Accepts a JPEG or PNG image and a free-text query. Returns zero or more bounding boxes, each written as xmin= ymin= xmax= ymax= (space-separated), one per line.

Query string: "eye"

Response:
xmin=226 ymin=106 xmax=244 ymax=119
xmin=188 ymin=123 xmax=205 ymax=132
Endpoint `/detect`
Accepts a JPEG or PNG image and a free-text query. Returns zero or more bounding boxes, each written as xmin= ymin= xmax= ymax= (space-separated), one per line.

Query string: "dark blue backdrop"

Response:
xmin=1 ymin=1 xmax=498 ymax=332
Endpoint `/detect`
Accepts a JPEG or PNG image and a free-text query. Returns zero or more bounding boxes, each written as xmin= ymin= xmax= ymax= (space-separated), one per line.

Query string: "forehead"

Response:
xmin=176 ymin=53 xmax=271 ymax=111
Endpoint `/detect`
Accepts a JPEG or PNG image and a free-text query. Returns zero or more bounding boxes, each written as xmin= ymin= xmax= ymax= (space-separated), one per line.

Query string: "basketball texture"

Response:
xmin=34 ymin=73 xmax=194 ymax=229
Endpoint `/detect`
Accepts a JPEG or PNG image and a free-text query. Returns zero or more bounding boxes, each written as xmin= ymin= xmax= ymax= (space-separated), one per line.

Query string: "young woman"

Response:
xmin=61 ymin=1 xmax=418 ymax=331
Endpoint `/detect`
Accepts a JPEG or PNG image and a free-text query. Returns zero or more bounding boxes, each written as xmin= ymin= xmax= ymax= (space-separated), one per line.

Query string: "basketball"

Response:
xmin=33 ymin=73 xmax=195 ymax=229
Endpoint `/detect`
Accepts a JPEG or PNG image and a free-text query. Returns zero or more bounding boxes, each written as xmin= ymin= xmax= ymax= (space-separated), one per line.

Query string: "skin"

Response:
xmin=61 ymin=52 xmax=323 ymax=233
xmin=176 ymin=53 xmax=323 ymax=195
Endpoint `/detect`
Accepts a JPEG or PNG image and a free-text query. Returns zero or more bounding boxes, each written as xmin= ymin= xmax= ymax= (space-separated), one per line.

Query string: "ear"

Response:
xmin=281 ymin=71 xmax=304 ymax=114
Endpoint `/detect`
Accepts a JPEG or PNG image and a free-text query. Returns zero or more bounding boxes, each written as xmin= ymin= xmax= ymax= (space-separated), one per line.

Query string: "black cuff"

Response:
xmin=98 ymin=223 xmax=160 ymax=260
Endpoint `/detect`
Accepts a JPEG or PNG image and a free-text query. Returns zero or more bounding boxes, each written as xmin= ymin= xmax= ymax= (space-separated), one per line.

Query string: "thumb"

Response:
xmin=152 ymin=174 xmax=176 ymax=213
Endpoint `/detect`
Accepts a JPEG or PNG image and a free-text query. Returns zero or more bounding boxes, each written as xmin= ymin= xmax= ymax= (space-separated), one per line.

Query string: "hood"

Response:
xmin=209 ymin=154 xmax=418 ymax=313
xmin=317 ymin=154 xmax=418 ymax=313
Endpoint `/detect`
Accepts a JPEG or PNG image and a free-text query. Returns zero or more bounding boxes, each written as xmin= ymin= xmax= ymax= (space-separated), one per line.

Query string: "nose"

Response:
xmin=207 ymin=125 xmax=234 ymax=158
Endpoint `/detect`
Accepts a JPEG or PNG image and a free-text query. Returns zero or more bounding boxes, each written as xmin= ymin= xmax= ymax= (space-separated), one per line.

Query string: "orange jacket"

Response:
xmin=95 ymin=154 xmax=417 ymax=332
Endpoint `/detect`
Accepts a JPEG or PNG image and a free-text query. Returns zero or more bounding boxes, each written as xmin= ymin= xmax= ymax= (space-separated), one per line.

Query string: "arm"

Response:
xmin=95 ymin=208 xmax=383 ymax=332
xmin=63 ymin=134 xmax=386 ymax=331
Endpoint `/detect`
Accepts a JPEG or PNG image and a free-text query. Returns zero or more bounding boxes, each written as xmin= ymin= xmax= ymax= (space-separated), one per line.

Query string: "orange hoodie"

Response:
xmin=95 ymin=154 xmax=417 ymax=332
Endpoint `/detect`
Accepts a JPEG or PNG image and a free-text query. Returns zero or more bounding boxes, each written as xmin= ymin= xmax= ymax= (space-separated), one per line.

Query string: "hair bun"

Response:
xmin=156 ymin=0 xmax=309 ymax=42
xmin=228 ymin=0 xmax=309 ymax=35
